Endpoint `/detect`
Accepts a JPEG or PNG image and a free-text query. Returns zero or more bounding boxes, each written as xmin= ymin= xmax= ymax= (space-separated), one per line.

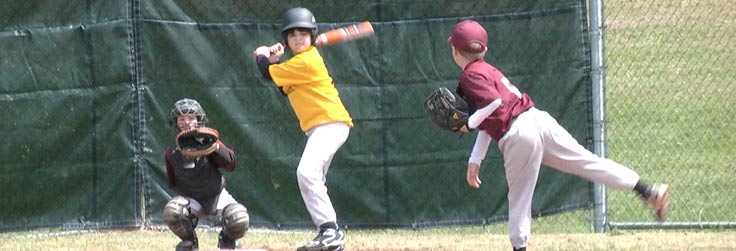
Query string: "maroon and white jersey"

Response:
xmin=456 ymin=59 xmax=534 ymax=141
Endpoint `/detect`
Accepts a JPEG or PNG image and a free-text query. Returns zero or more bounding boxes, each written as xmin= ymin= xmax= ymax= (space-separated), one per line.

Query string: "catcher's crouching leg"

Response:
xmin=219 ymin=203 xmax=250 ymax=248
xmin=164 ymin=196 xmax=199 ymax=250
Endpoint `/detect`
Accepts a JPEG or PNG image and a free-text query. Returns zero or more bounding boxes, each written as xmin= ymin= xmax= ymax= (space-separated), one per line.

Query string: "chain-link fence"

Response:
xmin=604 ymin=0 xmax=736 ymax=229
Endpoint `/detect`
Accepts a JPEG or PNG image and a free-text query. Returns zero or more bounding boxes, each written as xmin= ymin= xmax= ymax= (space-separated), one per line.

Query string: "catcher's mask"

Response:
xmin=169 ymin=98 xmax=207 ymax=129
xmin=281 ymin=7 xmax=317 ymax=48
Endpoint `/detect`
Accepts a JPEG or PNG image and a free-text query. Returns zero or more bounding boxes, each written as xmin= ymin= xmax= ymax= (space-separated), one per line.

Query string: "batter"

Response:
xmin=253 ymin=7 xmax=352 ymax=251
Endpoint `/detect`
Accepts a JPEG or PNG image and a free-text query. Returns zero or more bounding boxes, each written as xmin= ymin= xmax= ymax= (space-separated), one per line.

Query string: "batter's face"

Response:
xmin=287 ymin=29 xmax=312 ymax=53
xmin=177 ymin=115 xmax=198 ymax=131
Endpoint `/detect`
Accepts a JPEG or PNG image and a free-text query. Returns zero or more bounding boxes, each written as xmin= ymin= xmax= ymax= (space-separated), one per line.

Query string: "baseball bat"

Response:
xmin=314 ymin=21 xmax=374 ymax=46
xmin=253 ymin=21 xmax=374 ymax=58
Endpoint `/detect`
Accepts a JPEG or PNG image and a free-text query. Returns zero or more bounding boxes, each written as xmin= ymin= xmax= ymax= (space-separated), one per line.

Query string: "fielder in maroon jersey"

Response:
xmin=447 ymin=20 xmax=670 ymax=251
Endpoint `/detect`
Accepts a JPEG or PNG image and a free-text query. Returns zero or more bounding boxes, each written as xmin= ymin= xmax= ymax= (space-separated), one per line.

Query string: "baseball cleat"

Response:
xmin=297 ymin=227 xmax=345 ymax=251
xmin=218 ymin=230 xmax=240 ymax=249
xmin=646 ymin=184 xmax=670 ymax=222
xmin=175 ymin=237 xmax=199 ymax=251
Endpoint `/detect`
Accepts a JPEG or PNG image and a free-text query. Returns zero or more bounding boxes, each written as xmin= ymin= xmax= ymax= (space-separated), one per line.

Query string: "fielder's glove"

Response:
xmin=176 ymin=127 xmax=220 ymax=158
xmin=423 ymin=87 xmax=471 ymax=133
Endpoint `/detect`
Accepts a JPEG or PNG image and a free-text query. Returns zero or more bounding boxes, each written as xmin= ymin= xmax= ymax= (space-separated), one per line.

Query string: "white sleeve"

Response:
xmin=468 ymin=130 xmax=492 ymax=166
xmin=467 ymin=98 xmax=501 ymax=129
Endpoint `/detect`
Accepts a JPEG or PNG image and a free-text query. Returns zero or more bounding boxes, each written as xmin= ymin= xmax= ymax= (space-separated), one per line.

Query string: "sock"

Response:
xmin=319 ymin=221 xmax=338 ymax=230
xmin=634 ymin=180 xmax=651 ymax=199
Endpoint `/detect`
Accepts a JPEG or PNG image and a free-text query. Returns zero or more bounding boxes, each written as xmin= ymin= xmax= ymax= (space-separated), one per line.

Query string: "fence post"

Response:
xmin=588 ymin=0 xmax=609 ymax=233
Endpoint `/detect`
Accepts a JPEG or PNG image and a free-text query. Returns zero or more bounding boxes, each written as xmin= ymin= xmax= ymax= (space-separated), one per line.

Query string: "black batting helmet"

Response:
xmin=169 ymin=98 xmax=207 ymax=129
xmin=281 ymin=7 xmax=317 ymax=46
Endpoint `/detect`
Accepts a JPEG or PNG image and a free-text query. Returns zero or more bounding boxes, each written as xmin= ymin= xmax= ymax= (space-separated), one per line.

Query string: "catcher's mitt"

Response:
xmin=176 ymin=127 xmax=220 ymax=158
xmin=423 ymin=87 xmax=471 ymax=133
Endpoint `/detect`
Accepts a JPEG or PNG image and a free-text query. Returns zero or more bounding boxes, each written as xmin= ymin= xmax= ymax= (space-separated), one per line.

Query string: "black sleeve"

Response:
xmin=256 ymin=54 xmax=273 ymax=80
xmin=208 ymin=141 xmax=237 ymax=172
xmin=256 ymin=54 xmax=288 ymax=96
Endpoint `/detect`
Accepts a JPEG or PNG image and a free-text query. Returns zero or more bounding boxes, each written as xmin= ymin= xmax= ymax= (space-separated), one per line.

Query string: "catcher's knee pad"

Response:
xmin=221 ymin=203 xmax=249 ymax=239
xmin=164 ymin=196 xmax=197 ymax=240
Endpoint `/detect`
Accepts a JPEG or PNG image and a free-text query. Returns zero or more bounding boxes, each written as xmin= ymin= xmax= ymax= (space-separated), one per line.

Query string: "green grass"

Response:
xmin=2 ymin=228 xmax=735 ymax=251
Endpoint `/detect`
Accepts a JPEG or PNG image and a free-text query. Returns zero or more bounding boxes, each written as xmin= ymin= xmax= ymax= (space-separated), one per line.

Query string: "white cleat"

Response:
xmin=646 ymin=184 xmax=670 ymax=222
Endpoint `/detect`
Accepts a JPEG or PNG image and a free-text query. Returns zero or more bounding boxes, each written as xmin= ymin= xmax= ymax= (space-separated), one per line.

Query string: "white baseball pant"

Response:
xmin=498 ymin=108 xmax=640 ymax=248
xmin=297 ymin=122 xmax=350 ymax=227
xmin=184 ymin=188 xmax=239 ymax=218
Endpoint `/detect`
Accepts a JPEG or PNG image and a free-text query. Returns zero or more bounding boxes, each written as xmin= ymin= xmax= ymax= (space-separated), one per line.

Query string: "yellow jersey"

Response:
xmin=269 ymin=46 xmax=354 ymax=132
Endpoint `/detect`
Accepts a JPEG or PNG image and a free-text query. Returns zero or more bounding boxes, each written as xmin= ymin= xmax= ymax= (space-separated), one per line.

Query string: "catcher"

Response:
xmin=163 ymin=98 xmax=249 ymax=251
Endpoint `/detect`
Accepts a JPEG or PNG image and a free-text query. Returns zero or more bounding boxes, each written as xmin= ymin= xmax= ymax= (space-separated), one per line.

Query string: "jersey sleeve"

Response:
xmin=256 ymin=54 xmax=273 ymax=80
xmin=268 ymin=50 xmax=327 ymax=87
xmin=209 ymin=141 xmax=237 ymax=172
xmin=469 ymin=130 xmax=493 ymax=165
xmin=165 ymin=148 xmax=176 ymax=188
xmin=459 ymin=71 xmax=500 ymax=109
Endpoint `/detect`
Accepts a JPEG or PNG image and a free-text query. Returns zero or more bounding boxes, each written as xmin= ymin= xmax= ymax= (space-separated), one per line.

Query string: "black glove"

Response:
xmin=423 ymin=87 xmax=471 ymax=133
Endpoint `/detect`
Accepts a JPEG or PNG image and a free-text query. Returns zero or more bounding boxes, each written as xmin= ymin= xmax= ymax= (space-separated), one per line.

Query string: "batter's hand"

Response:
xmin=268 ymin=43 xmax=285 ymax=63
xmin=254 ymin=46 xmax=270 ymax=57
xmin=466 ymin=163 xmax=482 ymax=189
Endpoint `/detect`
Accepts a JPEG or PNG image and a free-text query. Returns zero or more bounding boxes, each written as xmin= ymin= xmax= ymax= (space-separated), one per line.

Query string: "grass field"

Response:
xmin=2 ymin=227 xmax=735 ymax=251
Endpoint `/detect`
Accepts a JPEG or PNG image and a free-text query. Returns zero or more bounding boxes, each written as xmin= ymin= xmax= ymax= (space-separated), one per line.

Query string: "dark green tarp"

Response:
xmin=0 ymin=0 xmax=592 ymax=231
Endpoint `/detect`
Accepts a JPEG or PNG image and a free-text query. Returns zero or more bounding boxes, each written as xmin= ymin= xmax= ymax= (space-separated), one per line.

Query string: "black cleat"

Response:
xmin=297 ymin=227 xmax=345 ymax=251
xmin=218 ymin=230 xmax=240 ymax=249
xmin=175 ymin=237 xmax=198 ymax=251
